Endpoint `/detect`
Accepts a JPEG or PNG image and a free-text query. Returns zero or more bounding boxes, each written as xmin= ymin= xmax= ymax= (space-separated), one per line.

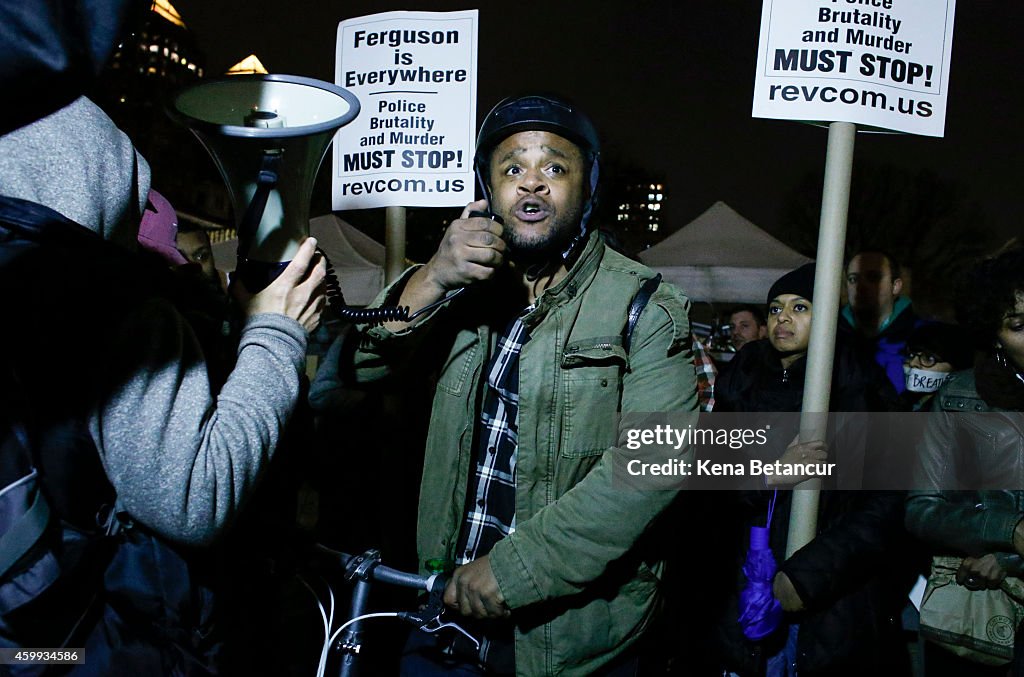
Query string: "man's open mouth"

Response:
xmin=514 ymin=200 xmax=551 ymax=223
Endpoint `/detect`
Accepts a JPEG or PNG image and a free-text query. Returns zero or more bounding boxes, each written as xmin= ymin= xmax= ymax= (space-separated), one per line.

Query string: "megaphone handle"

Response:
xmin=237 ymin=152 xmax=282 ymax=262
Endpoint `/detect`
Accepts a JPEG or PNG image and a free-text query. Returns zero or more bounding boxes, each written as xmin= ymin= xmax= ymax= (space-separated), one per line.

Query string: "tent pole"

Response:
xmin=786 ymin=121 xmax=856 ymax=558
xmin=385 ymin=206 xmax=407 ymax=284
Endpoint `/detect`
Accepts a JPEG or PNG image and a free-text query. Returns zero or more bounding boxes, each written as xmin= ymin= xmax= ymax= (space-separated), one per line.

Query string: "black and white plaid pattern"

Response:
xmin=451 ymin=313 xmax=530 ymax=674
xmin=455 ymin=314 xmax=529 ymax=566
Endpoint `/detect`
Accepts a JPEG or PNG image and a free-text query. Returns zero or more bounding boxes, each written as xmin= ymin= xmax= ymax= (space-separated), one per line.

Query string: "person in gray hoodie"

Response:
xmin=0 ymin=96 xmax=326 ymax=671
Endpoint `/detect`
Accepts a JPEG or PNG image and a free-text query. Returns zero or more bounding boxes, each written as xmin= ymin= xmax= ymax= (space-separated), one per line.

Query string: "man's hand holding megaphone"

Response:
xmin=233 ymin=236 xmax=328 ymax=333
xmin=386 ymin=199 xmax=506 ymax=331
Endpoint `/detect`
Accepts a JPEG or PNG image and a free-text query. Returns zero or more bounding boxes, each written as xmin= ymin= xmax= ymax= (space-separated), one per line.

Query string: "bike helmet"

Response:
xmin=474 ymin=94 xmax=601 ymax=243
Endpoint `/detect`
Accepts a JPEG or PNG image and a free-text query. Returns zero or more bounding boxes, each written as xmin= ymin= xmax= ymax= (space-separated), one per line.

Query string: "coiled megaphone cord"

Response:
xmin=318 ymin=248 xmax=466 ymax=326
xmin=318 ymin=247 xmax=410 ymax=325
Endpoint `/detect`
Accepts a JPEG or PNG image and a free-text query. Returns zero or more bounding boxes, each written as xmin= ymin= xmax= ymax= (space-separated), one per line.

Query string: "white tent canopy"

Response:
xmin=638 ymin=201 xmax=813 ymax=303
xmin=212 ymin=214 xmax=386 ymax=305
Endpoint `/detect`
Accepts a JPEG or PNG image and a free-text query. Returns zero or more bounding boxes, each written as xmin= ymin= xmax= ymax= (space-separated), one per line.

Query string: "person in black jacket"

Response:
xmin=700 ymin=263 xmax=911 ymax=677
xmin=905 ymin=243 xmax=1024 ymax=677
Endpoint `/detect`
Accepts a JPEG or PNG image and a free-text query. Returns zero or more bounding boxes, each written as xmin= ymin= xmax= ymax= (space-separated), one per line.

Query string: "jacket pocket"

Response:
xmin=436 ymin=339 xmax=479 ymax=396
xmin=560 ymin=339 xmax=626 ymax=458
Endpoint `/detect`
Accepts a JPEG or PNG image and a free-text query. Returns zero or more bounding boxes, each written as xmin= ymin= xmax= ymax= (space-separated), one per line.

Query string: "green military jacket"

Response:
xmin=355 ymin=231 xmax=698 ymax=675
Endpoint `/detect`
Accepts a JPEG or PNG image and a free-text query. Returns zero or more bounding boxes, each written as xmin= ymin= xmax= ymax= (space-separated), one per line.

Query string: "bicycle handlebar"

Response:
xmin=312 ymin=544 xmax=445 ymax=595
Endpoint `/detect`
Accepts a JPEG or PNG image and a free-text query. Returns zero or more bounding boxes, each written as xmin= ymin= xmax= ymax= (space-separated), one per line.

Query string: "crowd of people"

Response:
xmin=3 ymin=6 xmax=1024 ymax=677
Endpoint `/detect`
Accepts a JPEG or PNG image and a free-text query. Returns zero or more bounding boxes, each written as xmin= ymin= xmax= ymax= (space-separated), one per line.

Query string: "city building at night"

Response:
xmin=611 ymin=178 xmax=667 ymax=253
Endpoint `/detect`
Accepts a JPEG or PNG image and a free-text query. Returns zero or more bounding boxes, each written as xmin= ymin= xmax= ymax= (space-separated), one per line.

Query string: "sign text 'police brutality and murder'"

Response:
xmin=752 ymin=0 xmax=957 ymax=136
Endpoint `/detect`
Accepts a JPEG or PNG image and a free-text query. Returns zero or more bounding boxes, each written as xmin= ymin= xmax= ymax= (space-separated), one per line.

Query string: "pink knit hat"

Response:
xmin=137 ymin=189 xmax=187 ymax=266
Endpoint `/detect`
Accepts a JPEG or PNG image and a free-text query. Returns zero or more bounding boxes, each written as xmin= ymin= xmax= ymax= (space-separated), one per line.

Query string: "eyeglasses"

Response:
xmin=905 ymin=351 xmax=940 ymax=368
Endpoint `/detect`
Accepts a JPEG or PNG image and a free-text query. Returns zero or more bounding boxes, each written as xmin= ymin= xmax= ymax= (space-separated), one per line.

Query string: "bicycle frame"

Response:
xmin=311 ymin=545 xmax=454 ymax=677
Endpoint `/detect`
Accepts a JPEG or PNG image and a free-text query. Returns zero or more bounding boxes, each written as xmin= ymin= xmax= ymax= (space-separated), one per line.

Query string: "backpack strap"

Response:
xmin=0 ymin=424 xmax=51 ymax=579
xmin=623 ymin=274 xmax=662 ymax=354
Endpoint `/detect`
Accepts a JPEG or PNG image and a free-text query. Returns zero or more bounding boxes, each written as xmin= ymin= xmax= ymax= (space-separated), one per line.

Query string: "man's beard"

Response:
xmin=500 ymin=205 xmax=583 ymax=266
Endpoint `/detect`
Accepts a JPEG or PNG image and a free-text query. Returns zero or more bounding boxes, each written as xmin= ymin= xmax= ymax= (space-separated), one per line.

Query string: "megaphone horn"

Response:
xmin=170 ymin=74 xmax=359 ymax=291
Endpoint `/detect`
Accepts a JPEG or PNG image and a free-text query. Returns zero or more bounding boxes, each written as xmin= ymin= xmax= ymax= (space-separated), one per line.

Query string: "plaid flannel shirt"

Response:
xmin=693 ymin=337 xmax=717 ymax=413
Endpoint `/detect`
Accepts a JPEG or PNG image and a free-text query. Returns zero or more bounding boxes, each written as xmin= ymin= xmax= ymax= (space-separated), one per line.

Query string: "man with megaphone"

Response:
xmin=352 ymin=95 xmax=698 ymax=675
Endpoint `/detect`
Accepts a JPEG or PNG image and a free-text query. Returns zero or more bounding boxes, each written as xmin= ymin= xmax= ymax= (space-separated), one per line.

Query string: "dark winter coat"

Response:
xmin=704 ymin=339 xmax=911 ymax=677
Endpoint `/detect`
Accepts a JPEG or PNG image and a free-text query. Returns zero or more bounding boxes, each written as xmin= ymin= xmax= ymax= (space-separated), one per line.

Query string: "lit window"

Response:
xmin=119 ymin=96 xmax=126 ymax=103
xmin=649 ymin=184 xmax=656 ymax=190
xmin=657 ymin=184 xmax=663 ymax=190
xmin=198 ymin=68 xmax=204 ymax=77
xmin=656 ymin=194 xmax=662 ymax=201
xmin=181 ymin=58 xmax=187 ymax=65
xmin=170 ymin=52 xmax=179 ymax=63
xmin=163 ymin=47 xmax=169 ymax=57
xmin=187 ymin=63 xmax=196 ymax=71
xmin=647 ymin=193 xmax=654 ymax=201
xmin=147 ymin=66 xmax=157 ymax=74
xmin=149 ymin=44 xmax=159 ymax=53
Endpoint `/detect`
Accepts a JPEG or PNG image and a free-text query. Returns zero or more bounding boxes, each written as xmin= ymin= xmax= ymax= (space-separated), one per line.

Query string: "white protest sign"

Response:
xmin=332 ymin=10 xmax=477 ymax=210
xmin=752 ymin=0 xmax=956 ymax=136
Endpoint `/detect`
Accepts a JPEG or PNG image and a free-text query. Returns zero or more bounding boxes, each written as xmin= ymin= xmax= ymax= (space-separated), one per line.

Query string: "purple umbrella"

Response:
xmin=738 ymin=491 xmax=783 ymax=640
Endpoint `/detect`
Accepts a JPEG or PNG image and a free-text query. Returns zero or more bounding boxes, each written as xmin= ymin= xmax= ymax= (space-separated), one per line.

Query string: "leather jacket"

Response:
xmin=905 ymin=370 xmax=1024 ymax=573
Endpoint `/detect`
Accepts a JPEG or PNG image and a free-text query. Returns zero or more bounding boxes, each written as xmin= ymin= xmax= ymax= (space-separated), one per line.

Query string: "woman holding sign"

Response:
xmin=695 ymin=263 xmax=909 ymax=677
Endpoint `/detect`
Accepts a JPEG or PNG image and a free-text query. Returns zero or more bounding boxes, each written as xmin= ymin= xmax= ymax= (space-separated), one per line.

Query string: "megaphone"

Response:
xmin=170 ymin=74 xmax=359 ymax=291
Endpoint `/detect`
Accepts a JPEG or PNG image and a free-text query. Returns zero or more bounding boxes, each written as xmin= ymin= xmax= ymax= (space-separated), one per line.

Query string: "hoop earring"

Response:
xmin=995 ymin=347 xmax=1009 ymax=368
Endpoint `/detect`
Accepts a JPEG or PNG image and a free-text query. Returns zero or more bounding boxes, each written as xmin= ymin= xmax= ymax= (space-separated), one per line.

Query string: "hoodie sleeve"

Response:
xmin=89 ymin=298 xmax=307 ymax=546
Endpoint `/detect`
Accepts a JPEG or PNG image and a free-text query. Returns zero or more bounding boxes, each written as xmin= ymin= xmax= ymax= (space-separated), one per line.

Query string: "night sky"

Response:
xmin=170 ymin=1 xmax=1021 ymax=245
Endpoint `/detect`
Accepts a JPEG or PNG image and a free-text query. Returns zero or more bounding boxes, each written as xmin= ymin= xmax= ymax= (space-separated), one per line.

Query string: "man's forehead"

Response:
xmin=848 ymin=252 xmax=891 ymax=274
xmin=730 ymin=311 xmax=755 ymax=324
xmin=490 ymin=130 xmax=582 ymax=162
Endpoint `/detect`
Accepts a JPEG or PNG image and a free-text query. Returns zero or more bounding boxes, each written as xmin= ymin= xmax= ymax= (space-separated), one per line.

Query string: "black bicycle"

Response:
xmin=303 ymin=544 xmax=479 ymax=677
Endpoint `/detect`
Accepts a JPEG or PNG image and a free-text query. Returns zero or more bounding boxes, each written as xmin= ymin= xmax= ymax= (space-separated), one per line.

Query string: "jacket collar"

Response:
xmin=523 ymin=230 xmax=603 ymax=327
xmin=841 ymin=296 xmax=913 ymax=336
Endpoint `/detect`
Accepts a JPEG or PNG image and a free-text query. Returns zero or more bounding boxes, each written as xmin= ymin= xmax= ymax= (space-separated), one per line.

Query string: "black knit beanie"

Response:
xmin=767 ymin=263 xmax=816 ymax=306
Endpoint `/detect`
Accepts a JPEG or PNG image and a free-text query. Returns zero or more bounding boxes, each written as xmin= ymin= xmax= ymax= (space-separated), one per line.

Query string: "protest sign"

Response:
xmin=333 ymin=10 xmax=477 ymax=209
xmin=752 ymin=0 xmax=956 ymax=136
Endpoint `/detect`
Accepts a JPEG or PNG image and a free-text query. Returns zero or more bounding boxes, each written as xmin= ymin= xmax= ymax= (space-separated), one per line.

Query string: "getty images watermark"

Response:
xmin=611 ymin=412 xmax=1024 ymax=491
xmin=624 ymin=423 xmax=834 ymax=481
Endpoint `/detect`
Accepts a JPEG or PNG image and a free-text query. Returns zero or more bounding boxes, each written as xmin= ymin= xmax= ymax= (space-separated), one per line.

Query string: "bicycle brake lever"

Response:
xmin=418 ymin=616 xmax=481 ymax=651
xmin=397 ymin=572 xmax=448 ymax=628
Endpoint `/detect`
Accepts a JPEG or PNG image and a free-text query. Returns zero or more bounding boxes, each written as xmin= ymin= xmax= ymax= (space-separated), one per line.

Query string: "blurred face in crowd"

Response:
xmin=996 ymin=291 xmax=1024 ymax=372
xmin=904 ymin=350 xmax=955 ymax=374
xmin=846 ymin=252 xmax=903 ymax=334
xmin=176 ymin=230 xmax=220 ymax=288
xmin=729 ymin=310 xmax=767 ymax=351
xmin=768 ymin=294 xmax=812 ymax=364
xmin=488 ymin=130 xmax=585 ymax=263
